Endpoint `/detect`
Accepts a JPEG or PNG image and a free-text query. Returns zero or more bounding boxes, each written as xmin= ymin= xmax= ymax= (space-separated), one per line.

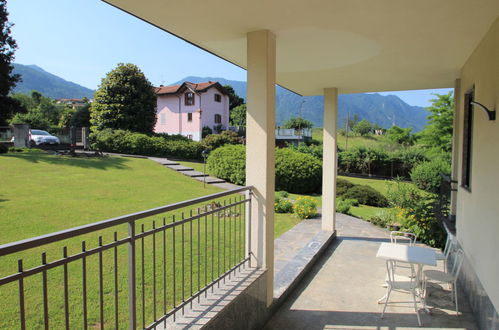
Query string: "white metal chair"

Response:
xmin=390 ymin=231 xmax=417 ymax=276
xmin=423 ymin=248 xmax=465 ymax=314
xmin=390 ymin=231 xmax=417 ymax=245
xmin=381 ymin=259 xmax=422 ymax=326
xmin=435 ymin=234 xmax=456 ymax=273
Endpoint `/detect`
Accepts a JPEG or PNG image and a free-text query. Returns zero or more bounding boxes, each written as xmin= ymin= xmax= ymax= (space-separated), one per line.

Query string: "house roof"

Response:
xmin=104 ymin=0 xmax=499 ymax=95
xmin=155 ymin=81 xmax=227 ymax=95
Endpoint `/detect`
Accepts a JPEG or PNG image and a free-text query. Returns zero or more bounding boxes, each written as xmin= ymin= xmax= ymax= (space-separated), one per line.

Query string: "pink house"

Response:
xmin=154 ymin=81 xmax=230 ymax=141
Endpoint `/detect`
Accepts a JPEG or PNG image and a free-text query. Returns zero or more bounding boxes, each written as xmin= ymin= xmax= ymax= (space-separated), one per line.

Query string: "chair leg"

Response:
xmin=381 ymin=288 xmax=392 ymax=319
xmin=454 ymin=284 xmax=459 ymax=315
xmin=412 ymin=289 xmax=422 ymax=326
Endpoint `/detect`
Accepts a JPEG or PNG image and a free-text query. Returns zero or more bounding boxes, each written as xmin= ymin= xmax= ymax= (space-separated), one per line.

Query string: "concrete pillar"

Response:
xmin=82 ymin=127 xmax=90 ymax=150
xmin=450 ymin=79 xmax=461 ymax=218
xmin=246 ymin=30 xmax=276 ymax=306
xmin=322 ymin=88 xmax=338 ymax=232
xmin=12 ymin=124 xmax=30 ymax=148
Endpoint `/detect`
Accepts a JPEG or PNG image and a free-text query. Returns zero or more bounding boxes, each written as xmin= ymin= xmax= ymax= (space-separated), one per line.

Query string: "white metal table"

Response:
xmin=376 ymin=242 xmax=437 ymax=308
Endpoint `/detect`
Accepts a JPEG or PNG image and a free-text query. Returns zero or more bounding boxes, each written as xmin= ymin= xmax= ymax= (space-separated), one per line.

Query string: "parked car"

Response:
xmin=29 ymin=129 xmax=60 ymax=146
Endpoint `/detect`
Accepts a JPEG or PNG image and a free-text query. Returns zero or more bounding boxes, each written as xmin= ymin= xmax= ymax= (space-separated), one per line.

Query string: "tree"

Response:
xmin=9 ymin=91 xmax=65 ymax=130
xmin=223 ymin=85 xmax=244 ymax=110
xmin=419 ymin=92 xmax=454 ymax=152
xmin=0 ymin=0 xmax=22 ymax=125
xmin=90 ymin=63 xmax=156 ymax=134
xmin=352 ymin=119 xmax=372 ymax=136
xmin=230 ymin=104 xmax=246 ymax=126
xmin=283 ymin=117 xmax=313 ymax=130
xmin=385 ymin=125 xmax=415 ymax=146
xmin=347 ymin=113 xmax=360 ymax=131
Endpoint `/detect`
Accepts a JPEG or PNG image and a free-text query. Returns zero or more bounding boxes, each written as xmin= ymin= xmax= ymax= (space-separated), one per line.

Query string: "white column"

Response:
xmin=322 ymin=88 xmax=338 ymax=232
xmin=450 ymin=79 xmax=461 ymax=217
xmin=246 ymin=30 xmax=276 ymax=306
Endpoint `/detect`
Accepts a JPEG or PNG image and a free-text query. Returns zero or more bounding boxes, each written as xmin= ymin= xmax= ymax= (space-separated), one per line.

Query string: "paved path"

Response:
xmin=266 ymin=214 xmax=478 ymax=330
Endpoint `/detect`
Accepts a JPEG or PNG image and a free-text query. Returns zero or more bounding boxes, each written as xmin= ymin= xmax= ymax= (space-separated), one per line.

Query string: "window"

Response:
xmin=214 ymin=114 xmax=222 ymax=124
xmin=185 ymin=92 xmax=195 ymax=106
xmin=160 ymin=113 xmax=166 ymax=125
xmin=187 ymin=113 xmax=193 ymax=122
xmin=187 ymin=134 xmax=193 ymax=140
xmin=214 ymin=93 xmax=222 ymax=102
xmin=461 ymin=89 xmax=474 ymax=191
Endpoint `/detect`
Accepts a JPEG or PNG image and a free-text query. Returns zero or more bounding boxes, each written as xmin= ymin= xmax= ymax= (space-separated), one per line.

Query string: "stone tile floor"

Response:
xmin=265 ymin=214 xmax=478 ymax=329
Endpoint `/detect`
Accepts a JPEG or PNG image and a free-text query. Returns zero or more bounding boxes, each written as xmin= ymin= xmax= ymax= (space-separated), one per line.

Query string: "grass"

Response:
xmin=0 ymin=152 xmax=301 ymax=329
xmin=312 ymin=127 xmax=386 ymax=149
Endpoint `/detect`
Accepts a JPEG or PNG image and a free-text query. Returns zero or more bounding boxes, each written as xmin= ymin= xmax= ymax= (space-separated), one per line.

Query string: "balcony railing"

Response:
xmin=0 ymin=186 xmax=252 ymax=329
xmin=275 ymin=128 xmax=312 ymax=138
xmin=436 ymin=174 xmax=457 ymax=233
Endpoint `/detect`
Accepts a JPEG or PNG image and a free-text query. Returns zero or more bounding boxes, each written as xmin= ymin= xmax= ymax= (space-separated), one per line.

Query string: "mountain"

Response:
xmin=12 ymin=63 xmax=94 ymax=99
xmin=174 ymin=76 xmax=429 ymax=131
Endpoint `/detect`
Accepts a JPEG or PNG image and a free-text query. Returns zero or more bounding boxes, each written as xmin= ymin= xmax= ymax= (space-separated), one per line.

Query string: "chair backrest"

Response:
xmin=450 ymin=249 xmax=465 ymax=279
xmin=443 ymin=234 xmax=456 ymax=258
xmin=390 ymin=231 xmax=417 ymax=246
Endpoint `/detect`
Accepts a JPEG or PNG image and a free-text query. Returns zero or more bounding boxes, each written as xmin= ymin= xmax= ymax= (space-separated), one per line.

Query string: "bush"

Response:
xmin=336 ymin=178 xmax=355 ymax=196
xmin=202 ymin=130 xmax=242 ymax=151
xmin=336 ymin=198 xmax=358 ymax=214
xmin=275 ymin=191 xmax=289 ymax=199
xmin=202 ymin=126 xmax=213 ymax=138
xmin=342 ymin=185 xmax=388 ymax=207
xmin=206 ymin=144 xmax=246 ymax=185
xmin=90 ymin=129 xmax=204 ymax=160
xmin=288 ymin=142 xmax=322 ymax=159
xmin=274 ymin=197 xmax=293 ymax=213
xmin=386 ymin=179 xmax=423 ymax=209
xmin=410 ymin=158 xmax=451 ymax=193
xmin=206 ymin=146 xmax=322 ymax=193
xmin=275 ymin=148 xmax=322 ymax=193
xmin=293 ymin=196 xmax=317 ymax=219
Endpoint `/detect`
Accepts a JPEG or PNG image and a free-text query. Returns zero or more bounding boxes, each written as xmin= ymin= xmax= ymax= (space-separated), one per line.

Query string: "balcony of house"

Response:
xmin=275 ymin=128 xmax=312 ymax=147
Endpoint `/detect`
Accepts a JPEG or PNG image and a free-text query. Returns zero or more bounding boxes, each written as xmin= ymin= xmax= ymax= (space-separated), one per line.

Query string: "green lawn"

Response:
xmin=0 ymin=152 xmax=300 ymax=329
xmin=312 ymin=127 xmax=386 ymax=149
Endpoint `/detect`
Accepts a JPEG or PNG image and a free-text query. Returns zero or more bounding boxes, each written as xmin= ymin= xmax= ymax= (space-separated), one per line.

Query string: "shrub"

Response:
xmin=206 ymin=144 xmax=246 ymax=185
xmin=0 ymin=143 xmax=8 ymax=154
xmin=202 ymin=126 xmax=213 ymax=138
xmin=336 ymin=178 xmax=355 ymax=196
xmin=288 ymin=142 xmax=322 ymax=159
xmin=410 ymin=158 xmax=451 ymax=193
xmin=293 ymin=196 xmax=317 ymax=219
xmin=275 ymin=191 xmax=289 ymax=199
xmin=202 ymin=130 xmax=242 ymax=151
xmin=342 ymin=185 xmax=388 ymax=207
xmin=336 ymin=198 xmax=358 ymax=214
xmin=206 ymin=146 xmax=322 ymax=193
xmin=90 ymin=129 xmax=204 ymax=160
xmin=275 ymin=148 xmax=322 ymax=193
xmin=274 ymin=197 xmax=293 ymax=213
xmin=386 ymin=179 xmax=423 ymax=209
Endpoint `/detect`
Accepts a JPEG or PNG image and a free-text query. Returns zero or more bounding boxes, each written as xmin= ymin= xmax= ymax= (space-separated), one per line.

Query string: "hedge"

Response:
xmin=90 ymin=129 xmax=204 ymax=160
xmin=410 ymin=158 xmax=451 ymax=194
xmin=206 ymin=145 xmax=322 ymax=193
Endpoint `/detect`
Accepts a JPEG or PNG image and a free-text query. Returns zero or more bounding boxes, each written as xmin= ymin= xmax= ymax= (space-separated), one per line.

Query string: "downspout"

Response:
xmin=198 ymin=92 xmax=202 ymax=141
xmin=178 ymin=95 xmax=182 ymax=135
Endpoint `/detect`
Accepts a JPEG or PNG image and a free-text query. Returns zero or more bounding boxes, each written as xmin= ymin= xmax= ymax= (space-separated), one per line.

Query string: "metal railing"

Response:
xmin=0 ymin=186 xmax=252 ymax=329
xmin=436 ymin=174 xmax=457 ymax=233
xmin=275 ymin=128 xmax=312 ymax=138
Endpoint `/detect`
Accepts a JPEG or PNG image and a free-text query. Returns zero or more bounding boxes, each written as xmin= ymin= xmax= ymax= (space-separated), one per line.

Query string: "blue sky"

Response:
xmin=8 ymin=0 xmax=451 ymax=107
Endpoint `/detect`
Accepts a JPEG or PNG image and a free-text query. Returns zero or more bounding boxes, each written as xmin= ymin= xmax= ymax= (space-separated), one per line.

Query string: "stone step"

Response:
xmin=193 ymin=176 xmax=226 ymax=184
xmin=166 ymin=165 xmax=194 ymax=171
xmin=182 ymin=170 xmax=208 ymax=178
xmin=148 ymin=157 xmax=180 ymax=165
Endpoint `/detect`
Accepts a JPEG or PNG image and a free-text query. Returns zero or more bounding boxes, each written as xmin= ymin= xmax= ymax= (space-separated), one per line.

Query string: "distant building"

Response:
xmin=56 ymin=98 xmax=89 ymax=109
xmin=154 ymin=81 xmax=229 ymax=141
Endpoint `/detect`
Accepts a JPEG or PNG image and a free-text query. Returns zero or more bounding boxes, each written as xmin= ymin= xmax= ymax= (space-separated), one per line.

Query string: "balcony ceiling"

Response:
xmin=104 ymin=0 xmax=499 ymax=95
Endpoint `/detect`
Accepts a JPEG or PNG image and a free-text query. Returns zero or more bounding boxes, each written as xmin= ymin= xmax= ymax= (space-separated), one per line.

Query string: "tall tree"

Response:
xmin=419 ymin=92 xmax=454 ymax=152
xmin=0 ymin=0 xmax=22 ymax=125
xmin=90 ymin=63 xmax=157 ymax=134
xmin=283 ymin=117 xmax=313 ymax=130
xmin=229 ymin=104 xmax=246 ymax=127
xmin=223 ymin=85 xmax=244 ymax=110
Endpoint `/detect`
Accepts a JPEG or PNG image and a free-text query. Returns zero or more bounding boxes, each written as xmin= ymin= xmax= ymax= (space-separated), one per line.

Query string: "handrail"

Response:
xmin=0 ymin=185 xmax=252 ymax=257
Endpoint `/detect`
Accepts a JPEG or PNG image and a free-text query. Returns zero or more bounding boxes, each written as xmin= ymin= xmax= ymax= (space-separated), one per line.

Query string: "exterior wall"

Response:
xmin=154 ymin=87 xmax=228 ymax=141
xmin=199 ymin=88 xmax=229 ymax=131
xmin=455 ymin=15 xmax=499 ymax=321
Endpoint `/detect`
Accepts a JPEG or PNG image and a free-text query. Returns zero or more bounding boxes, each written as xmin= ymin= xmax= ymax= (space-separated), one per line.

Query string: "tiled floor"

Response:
xmin=265 ymin=214 xmax=478 ymax=329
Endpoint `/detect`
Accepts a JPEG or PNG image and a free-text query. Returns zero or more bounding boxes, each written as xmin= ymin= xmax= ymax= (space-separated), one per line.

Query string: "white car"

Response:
xmin=29 ymin=129 xmax=60 ymax=146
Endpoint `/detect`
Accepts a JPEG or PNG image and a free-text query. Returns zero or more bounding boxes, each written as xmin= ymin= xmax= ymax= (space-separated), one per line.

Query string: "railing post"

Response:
xmin=245 ymin=189 xmax=252 ymax=267
xmin=128 ymin=221 xmax=136 ymax=329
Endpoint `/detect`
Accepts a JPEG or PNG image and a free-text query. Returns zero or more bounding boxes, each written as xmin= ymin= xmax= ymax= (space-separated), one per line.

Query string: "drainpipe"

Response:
xmin=198 ymin=92 xmax=202 ymax=141
xmin=178 ymin=95 xmax=182 ymax=135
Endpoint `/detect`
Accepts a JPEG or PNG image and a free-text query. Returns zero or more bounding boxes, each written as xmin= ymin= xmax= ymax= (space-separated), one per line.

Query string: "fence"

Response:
xmin=0 ymin=126 xmax=13 ymax=142
xmin=0 ymin=186 xmax=252 ymax=329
